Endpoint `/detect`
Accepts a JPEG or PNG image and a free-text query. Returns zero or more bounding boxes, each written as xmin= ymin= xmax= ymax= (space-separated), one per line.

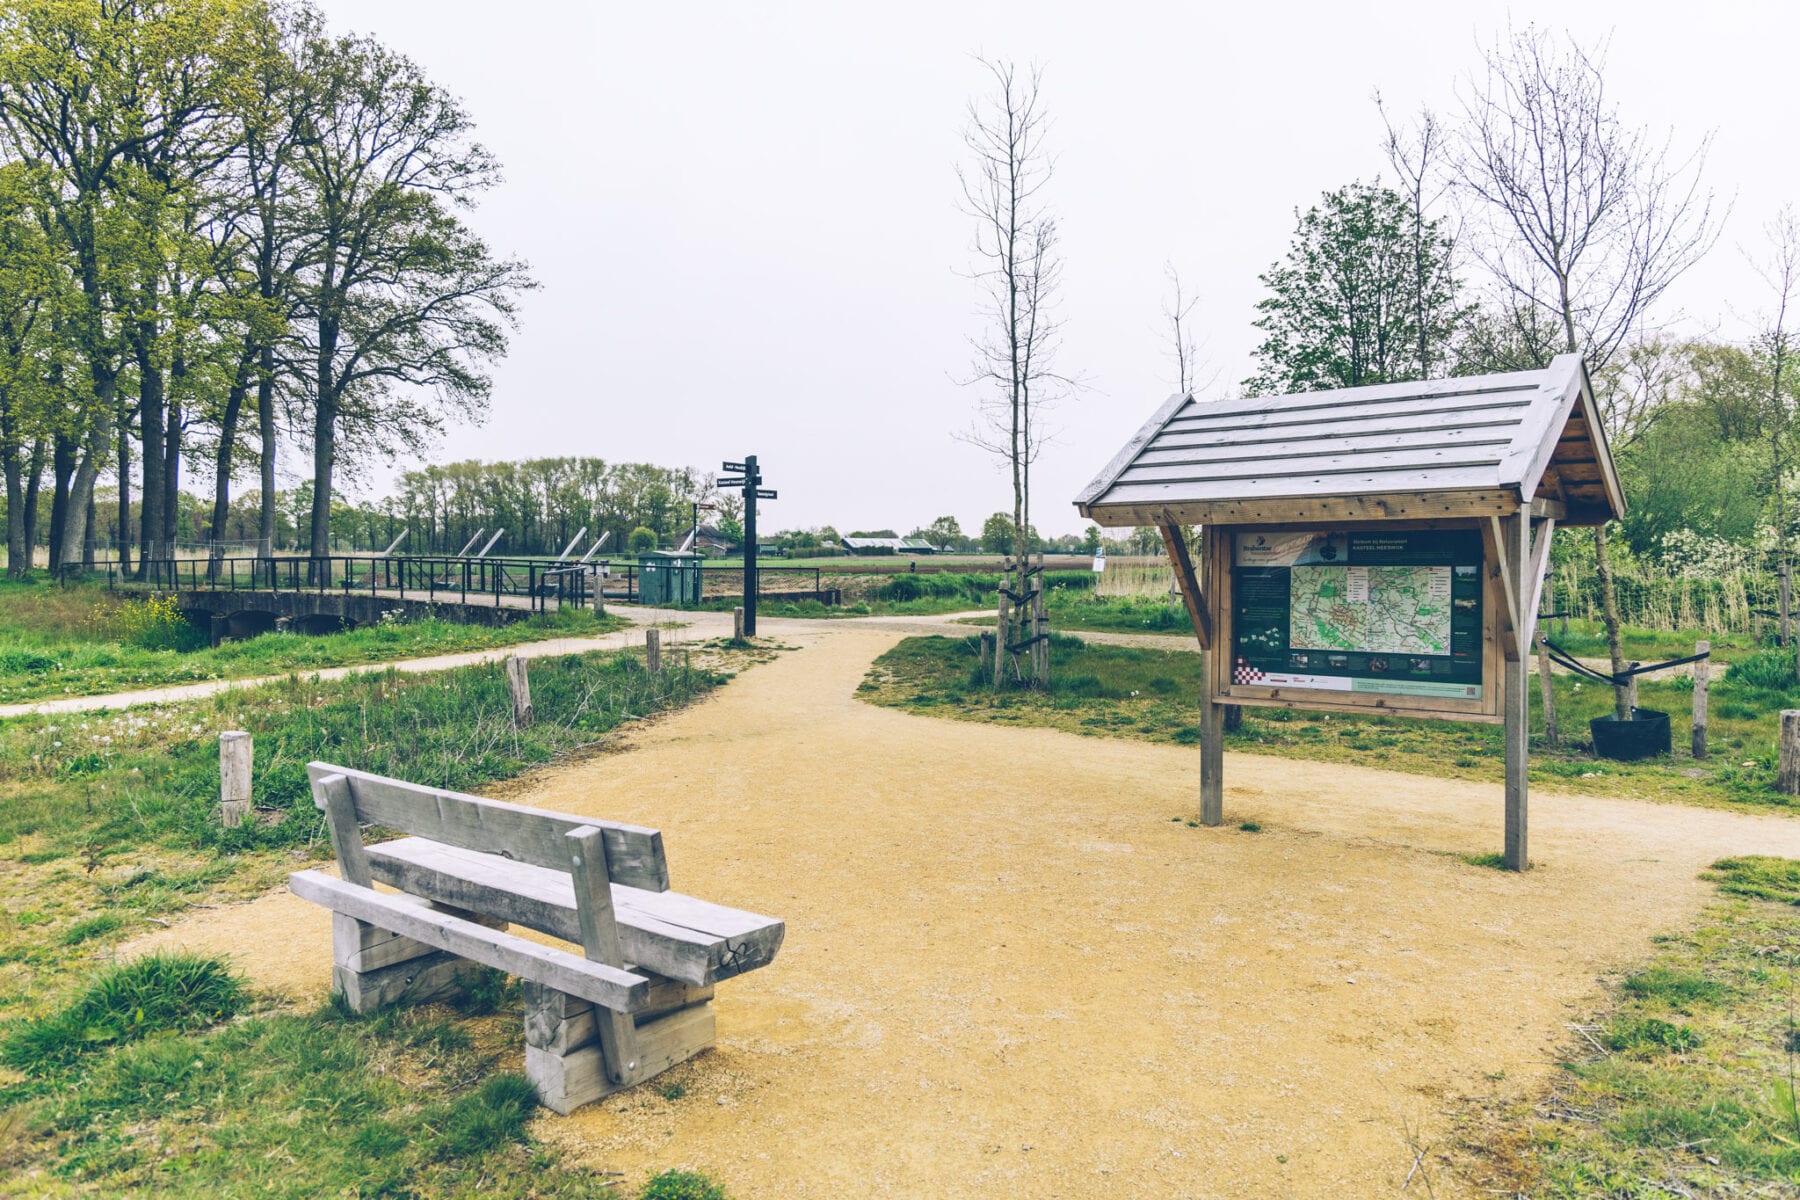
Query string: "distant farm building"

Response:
xmin=841 ymin=536 xmax=940 ymax=556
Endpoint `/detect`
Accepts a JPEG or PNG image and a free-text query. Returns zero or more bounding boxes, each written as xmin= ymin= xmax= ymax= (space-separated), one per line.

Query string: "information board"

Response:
xmin=1230 ymin=530 xmax=1484 ymax=699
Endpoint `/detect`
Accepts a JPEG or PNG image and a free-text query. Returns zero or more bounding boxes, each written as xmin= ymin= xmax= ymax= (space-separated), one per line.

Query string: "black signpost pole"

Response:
xmin=721 ymin=456 xmax=777 ymax=638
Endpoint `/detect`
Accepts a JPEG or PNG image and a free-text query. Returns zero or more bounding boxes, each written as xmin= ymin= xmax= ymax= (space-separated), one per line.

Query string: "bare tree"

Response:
xmin=1454 ymin=24 xmax=1718 ymax=718
xmin=1748 ymin=207 xmax=1800 ymax=666
xmin=957 ymin=57 xmax=1068 ymax=685
xmin=1377 ymin=93 xmax=1458 ymax=379
xmin=1161 ymin=263 xmax=1217 ymax=396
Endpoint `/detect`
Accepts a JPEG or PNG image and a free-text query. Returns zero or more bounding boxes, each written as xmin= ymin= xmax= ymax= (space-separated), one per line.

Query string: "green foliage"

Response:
xmin=981 ymin=512 xmax=1013 ymax=554
xmin=639 ymin=1169 xmax=731 ymax=1200
xmin=1460 ymin=852 xmax=1509 ymax=870
xmin=2 ymin=953 xmax=245 ymax=1070
xmin=1602 ymin=1015 xmax=1701 ymax=1054
xmin=1722 ymin=648 xmax=1800 ymax=692
xmin=1618 ymin=966 xmax=1727 ymax=1009
xmin=1704 ymin=856 xmax=1800 ymax=905
xmin=629 ymin=526 xmax=658 ymax=553
xmin=108 ymin=593 xmax=205 ymax=651
xmin=1618 ymin=402 xmax=1769 ymax=555
xmin=1246 ymin=180 xmax=1461 ymax=394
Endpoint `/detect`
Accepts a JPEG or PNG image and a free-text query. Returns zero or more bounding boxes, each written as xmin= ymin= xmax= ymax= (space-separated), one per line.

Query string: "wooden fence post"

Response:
xmin=506 ymin=656 xmax=533 ymax=728
xmin=732 ymin=606 xmax=745 ymax=642
xmin=978 ymin=631 xmax=993 ymax=674
xmin=1691 ymin=640 xmax=1709 ymax=759
xmin=219 ymin=731 xmax=252 ymax=828
xmin=645 ymin=628 xmax=661 ymax=674
xmin=1780 ymin=710 xmax=1800 ymax=795
xmin=1534 ymin=631 xmax=1558 ymax=748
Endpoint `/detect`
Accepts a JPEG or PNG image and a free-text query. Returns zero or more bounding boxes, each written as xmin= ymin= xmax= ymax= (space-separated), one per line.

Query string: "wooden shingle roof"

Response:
xmin=1074 ymin=354 xmax=1622 ymax=528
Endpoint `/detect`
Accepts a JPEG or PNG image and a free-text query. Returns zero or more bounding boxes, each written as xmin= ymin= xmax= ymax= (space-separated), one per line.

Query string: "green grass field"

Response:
xmin=1453 ymin=856 xmax=1800 ymax=1195
xmin=0 ymin=579 xmax=624 ymax=702
xmin=0 ymin=640 xmax=749 ymax=1198
xmin=859 ymin=631 xmax=1797 ymax=811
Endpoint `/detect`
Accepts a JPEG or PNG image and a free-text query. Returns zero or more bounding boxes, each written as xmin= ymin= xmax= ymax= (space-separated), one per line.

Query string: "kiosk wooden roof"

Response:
xmin=1075 ymin=354 xmax=1622 ymax=529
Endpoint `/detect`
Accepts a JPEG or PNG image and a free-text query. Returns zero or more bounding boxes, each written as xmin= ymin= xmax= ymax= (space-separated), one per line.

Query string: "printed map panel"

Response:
xmin=1290 ymin=565 xmax=1453 ymax=656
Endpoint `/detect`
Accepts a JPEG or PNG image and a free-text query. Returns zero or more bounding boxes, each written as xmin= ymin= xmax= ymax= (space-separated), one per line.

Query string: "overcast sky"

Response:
xmin=313 ymin=0 xmax=1794 ymax=536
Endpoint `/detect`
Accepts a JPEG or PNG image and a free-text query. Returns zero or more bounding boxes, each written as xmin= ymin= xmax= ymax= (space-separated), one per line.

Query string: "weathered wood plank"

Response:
xmin=1160 ymin=376 xmax=1540 ymax=422
xmin=525 ymin=1003 xmax=716 ymax=1114
xmin=1157 ymin=521 xmax=1212 ymax=651
xmin=1081 ymin=492 xmax=1526 ymax=529
xmin=220 ymin=731 xmax=252 ymax=829
xmin=1134 ymin=424 xmax=1516 ymax=464
xmin=1104 ymin=465 xmax=1507 ymax=505
xmin=523 ymin=978 xmax=713 ymax=1055
xmin=568 ymin=825 xmax=637 ymax=1086
xmin=306 ymin=762 xmax=670 ymax=892
xmin=1162 ymin=390 xmax=1534 ymax=434
xmin=315 ymin=772 xmax=373 ymax=888
xmin=1117 ymin=447 xmax=1508 ymax=486
xmin=333 ymin=948 xmax=488 ymax=1014
xmin=288 ymin=869 xmax=653 ymax=1012
xmin=364 ymin=838 xmax=784 ymax=987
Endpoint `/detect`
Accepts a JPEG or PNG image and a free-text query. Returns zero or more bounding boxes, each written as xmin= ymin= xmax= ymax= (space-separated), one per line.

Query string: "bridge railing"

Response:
xmin=121 ymin=556 xmax=597 ymax=613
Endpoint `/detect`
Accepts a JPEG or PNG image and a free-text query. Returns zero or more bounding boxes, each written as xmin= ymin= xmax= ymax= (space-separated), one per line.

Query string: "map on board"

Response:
xmin=1289 ymin=565 xmax=1454 ymax=656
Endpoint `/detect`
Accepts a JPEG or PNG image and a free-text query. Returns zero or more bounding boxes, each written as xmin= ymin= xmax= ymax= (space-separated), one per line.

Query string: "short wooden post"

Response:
xmin=978 ymin=631 xmax=993 ymax=674
xmin=219 ymin=731 xmax=252 ymax=828
xmin=1780 ymin=710 xmax=1800 ymax=795
xmin=1691 ymin=640 xmax=1709 ymax=759
xmin=645 ymin=628 xmax=661 ymax=674
xmin=1624 ymin=663 xmax=1639 ymax=714
xmin=1534 ymin=631 xmax=1558 ymax=748
xmin=732 ymin=606 xmax=745 ymax=641
xmin=993 ymin=579 xmax=1010 ymax=690
xmin=505 ymin=655 xmax=533 ymax=728
xmin=209 ymin=614 xmax=229 ymax=648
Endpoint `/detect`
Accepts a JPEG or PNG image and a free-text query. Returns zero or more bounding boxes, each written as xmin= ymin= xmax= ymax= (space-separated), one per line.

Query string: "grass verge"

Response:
xmin=1450 ymin=856 xmax=1800 ymax=1195
xmin=858 ymin=633 xmax=1800 ymax=811
xmin=0 ymin=578 xmax=626 ymax=702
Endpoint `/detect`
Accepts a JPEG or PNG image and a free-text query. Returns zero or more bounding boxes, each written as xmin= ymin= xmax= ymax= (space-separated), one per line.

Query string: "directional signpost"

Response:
xmin=720 ymin=456 xmax=777 ymax=635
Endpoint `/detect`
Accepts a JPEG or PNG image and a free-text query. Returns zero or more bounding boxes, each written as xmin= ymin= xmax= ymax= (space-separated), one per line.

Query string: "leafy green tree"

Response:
xmin=289 ymin=29 xmax=534 ymax=562
xmin=1081 ymin=524 xmax=1101 ymax=555
xmin=1246 ymin=181 xmax=1461 ymax=394
xmin=627 ymin=526 xmax=656 ymax=553
xmin=980 ymin=511 xmax=1013 ymax=554
xmin=922 ymin=515 xmax=963 ymax=549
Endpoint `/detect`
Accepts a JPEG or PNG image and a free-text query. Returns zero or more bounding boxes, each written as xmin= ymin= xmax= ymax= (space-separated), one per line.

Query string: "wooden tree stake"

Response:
xmin=219 ymin=731 xmax=252 ymax=828
xmin=645 ymin=628 xmax=661 ymax=674
xmin=1780 ymin=710 xmax=1800 ymax=795
xmin=1691 ymin=640 xmax=1709 ymax=759
xmin=1534 ymin=632 xmax=1558 ymax=748
xmin=506 ymin=656 xmax=534 ymax=728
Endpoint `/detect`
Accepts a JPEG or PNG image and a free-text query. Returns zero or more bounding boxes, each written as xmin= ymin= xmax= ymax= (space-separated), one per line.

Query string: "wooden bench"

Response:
xmin=287 ymin=762 xmax=784 ymax=1113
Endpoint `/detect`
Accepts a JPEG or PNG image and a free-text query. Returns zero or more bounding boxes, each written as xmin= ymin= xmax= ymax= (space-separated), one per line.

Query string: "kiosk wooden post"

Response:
xmin=1077 ymin=355 xmax=1622 ymax=871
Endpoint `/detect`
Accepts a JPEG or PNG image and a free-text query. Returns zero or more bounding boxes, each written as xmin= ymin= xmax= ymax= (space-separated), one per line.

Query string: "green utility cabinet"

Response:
xmin=637 ymin=551 xmax=703 ymax=607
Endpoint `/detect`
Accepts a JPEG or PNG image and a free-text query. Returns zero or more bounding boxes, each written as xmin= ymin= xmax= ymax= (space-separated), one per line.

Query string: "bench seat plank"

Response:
xmin=288 ymin=869 xmax=653 ymax=1012
xmin=363 ymin=838 xmax=784 ymax=987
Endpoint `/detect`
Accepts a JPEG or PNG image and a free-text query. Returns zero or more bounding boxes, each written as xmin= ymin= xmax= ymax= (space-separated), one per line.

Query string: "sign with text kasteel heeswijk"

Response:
xmin=1230 ymin=530 xmax=1484 ymax=699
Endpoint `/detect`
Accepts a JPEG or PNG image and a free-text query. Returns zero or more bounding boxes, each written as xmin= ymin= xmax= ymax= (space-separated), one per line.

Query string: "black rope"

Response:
xmin=1005 ymin=634 xmax=1050 ymax=653
xmin=1540 ymin=636 xmax=1710 ymax=687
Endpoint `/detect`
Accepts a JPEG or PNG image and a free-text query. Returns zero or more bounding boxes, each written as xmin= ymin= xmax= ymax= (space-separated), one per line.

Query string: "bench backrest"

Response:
xmin=306 ymin=762 xmax=670 ymax=893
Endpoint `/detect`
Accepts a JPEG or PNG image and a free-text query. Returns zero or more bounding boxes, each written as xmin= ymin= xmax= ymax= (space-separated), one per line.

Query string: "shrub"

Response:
xmin=1 ymin=953 xmax=246 ymax=1069
xmin=628 ymin=527 xmax=658 ymax=553
xmin=1723 ymin=648 xmax=1800 ymax=693
xmin=110 ymin=594 xmax=204 ymax=651
xmin=640 ymin=1169 xmax=730 ymax=1200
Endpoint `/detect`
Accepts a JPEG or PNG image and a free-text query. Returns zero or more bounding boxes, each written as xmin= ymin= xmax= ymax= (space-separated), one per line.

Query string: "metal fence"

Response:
xmin=124 ymin=555 xmax=596 ymax=613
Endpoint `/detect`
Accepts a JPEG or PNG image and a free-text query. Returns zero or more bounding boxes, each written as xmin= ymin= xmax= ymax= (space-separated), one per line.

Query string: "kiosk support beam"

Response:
xmin=1164 ymin=524 xmax=1225 ymax=827
xmin=1499 ymin=511 xmax=1531 ymax=871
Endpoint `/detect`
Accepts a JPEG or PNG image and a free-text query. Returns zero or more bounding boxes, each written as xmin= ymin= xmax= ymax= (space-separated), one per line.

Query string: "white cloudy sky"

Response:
xmin=315 ymin=0 xmax=1794 ymax=536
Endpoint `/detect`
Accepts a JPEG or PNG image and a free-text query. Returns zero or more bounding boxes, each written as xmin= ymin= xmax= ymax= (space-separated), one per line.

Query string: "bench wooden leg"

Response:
xmin=522 ymin=978 xmax=716 ymax=1114
xmin=331 ymin=907 xmax=506 ymax=1015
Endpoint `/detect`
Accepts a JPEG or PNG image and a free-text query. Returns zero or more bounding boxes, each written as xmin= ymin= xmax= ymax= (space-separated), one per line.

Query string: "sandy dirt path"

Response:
xmin=137 ymin=628 xmax=1800 ymax=1199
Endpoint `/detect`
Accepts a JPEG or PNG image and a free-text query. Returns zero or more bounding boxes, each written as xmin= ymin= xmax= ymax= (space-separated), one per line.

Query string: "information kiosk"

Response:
xmin=1074 ymin=354 xmax=1624 ymax=870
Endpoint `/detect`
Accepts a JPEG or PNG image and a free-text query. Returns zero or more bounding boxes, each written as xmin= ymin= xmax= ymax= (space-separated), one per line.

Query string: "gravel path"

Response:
xmin=137 ymin=627 xmax=1800 ymax=1198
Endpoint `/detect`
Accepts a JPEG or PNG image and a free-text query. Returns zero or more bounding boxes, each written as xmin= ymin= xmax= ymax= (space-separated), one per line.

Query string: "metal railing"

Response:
xmin=121 ymin=555 xmax=596 ymax=613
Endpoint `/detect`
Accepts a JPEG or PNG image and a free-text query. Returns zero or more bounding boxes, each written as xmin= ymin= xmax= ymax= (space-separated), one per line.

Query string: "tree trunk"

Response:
xmin=136 ymin=326 xmax=166 ymax=567
xmin=115 ymin=407 xmax=132 ymax=575
xmin=83 ymin=489 xmax=96 ymax=569
xmin=163 ymin=396 xmax=181 ymax=550
xmin=21 ymin=438 xmax=44 ymax=574
xmin=2 ymin=436 xmax=23 ymax=581
xmin=209 ymin=358 xmax=250 ymax=579
xmin=1592 ymin=524 xmax=1631 ymax=719
xmin=309 ymin=387 xmax=337 ymax=573
xmin=47 ymin=432 xmax=75 ymax=571
xmin=257 ymin=344 xmax=277 ymax=558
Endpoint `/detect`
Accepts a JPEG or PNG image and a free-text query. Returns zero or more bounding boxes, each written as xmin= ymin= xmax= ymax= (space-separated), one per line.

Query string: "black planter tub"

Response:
xmin=1590 ymin=708 xmax=1672 ymax=761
